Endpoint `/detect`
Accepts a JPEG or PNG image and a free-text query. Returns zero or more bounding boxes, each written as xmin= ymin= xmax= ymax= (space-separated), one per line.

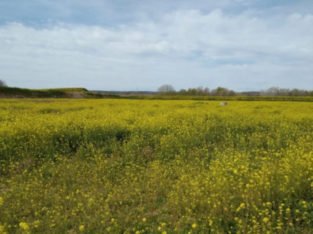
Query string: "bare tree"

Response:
xmin=158 ymin=84 xmax=175 ymax=93
xmin=0 ymin=80 xmax=7 ymax=87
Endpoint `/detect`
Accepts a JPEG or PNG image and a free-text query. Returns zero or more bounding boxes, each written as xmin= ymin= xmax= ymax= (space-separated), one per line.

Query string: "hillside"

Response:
xmin=0 ymin=87 xmax=92 ymax=98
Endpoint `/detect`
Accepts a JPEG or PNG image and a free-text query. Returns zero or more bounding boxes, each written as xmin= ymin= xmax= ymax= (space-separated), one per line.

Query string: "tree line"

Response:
xmin=1 ymin=80 xmax=312 ymax=97
xmin=158 ymin=84 xmax=313 ymax=96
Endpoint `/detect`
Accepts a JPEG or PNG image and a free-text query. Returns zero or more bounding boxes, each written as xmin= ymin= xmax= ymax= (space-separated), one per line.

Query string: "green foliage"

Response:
xmin=0 ymin=87 xmax=90 ymax=98
xmin=0 ymin=99 xmax=313 ymax=233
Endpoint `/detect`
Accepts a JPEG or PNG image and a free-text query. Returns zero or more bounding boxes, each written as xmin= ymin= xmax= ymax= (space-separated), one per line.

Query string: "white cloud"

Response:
xmin=0 ymin=9 xmax=313 ymax=90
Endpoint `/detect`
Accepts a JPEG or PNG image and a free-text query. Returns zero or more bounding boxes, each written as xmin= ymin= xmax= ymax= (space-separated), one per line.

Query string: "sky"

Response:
xmin=0 ymin=0 xmax=313 ymax=91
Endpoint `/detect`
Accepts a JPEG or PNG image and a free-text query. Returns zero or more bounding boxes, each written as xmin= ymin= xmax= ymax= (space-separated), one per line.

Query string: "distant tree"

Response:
xmin=179 ymin=89 xmax=187 ymax=94
xmin=265 ymin=87 xmax=281 ymax=96
xmin=261 ymin=87 xmax=313 ymax=96
xmin=158 ymin=84 xmax=176 ymax=93
xmin=211 ymin=87 xmax=236 ymax=96
xmin=203 ymin=87 xmax=210 ymax=94
xmin=0 ymin=80 xmax=6 ymax=87
xmin=177 ymin=87 xmax=210 ymax=96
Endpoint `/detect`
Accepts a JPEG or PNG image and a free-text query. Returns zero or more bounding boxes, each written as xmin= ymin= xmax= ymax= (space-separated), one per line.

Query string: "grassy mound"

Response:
xmin=0 ymin=87 xmax=90 ymax=98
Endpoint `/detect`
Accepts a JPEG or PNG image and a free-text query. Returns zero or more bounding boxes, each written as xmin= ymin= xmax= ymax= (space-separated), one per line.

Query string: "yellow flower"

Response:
xmin=262 ymin=217 xmax=270 ymax=224
xmin=162 ymin=231 xmax=167 ymax=234
xmin=79 ymin=224 xmax=85 ymax=232
xmin=19 ymin=222 xmax=30 ymax=231
xmin=142 ymin=217 xmax=147 ymax=222
xmin=236 ymin=203 xmax=245 ymax=212
xmin=192 ymin=223 xmax=198 ymax=229
xmin=33 ymin=220 xmax=40 ymax=228
xmin=266 ymin=202 xmax=272 ymax=207
xmin=208 ymin=219 xmax=213 ymax=226
xmin=0 ymin=224 xmax=7 ymax=234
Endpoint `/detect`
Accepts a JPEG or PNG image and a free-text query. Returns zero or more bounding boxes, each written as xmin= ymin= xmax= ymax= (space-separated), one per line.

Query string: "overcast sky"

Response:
xmin=0 ymin=0 xmax=313 ymax=91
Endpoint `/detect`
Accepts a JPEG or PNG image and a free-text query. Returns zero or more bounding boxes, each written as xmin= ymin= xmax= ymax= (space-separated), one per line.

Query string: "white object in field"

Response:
xmin=220 ymin=101 xmax=228 ymax=106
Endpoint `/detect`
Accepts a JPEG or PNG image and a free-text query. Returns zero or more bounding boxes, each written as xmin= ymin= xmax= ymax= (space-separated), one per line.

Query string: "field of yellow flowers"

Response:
xmin=0 ymin=99 xmax=313 ymax=233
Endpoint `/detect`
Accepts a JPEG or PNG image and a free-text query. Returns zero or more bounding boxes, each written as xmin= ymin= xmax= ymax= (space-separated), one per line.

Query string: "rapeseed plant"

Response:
xmin=0 ymin=99 xmax=312 ymax=233
xmin=19 ymin=222 xmax=29 ymax=231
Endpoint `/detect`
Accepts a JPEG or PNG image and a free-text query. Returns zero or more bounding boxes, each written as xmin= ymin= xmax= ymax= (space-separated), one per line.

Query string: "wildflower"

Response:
xmin=300 ymin=200 xmax=308 ymax=209
xmin=142 ymin=217 xmax=147 ymax=222
xmin=265 ymin=202 xmax=272 ymax=207
xmin=79 ymin=224 xmax=85 ymax=232
xmin=236 ymin=202 xmax=245 ymax=212
xmin=0 ymin=224 xmax=7 ymax=234
xmin=208 ymin=219 xmax=213 ymax=226
xmin=19 ymin=222 xmax=30 ymax=231
xmin=33 ymin=220 xmax=40 ymax=228
xmin=192 ymin=223 xmax=198 ymax=229
xmin=262 ymin=217 xmax=270 ymax=224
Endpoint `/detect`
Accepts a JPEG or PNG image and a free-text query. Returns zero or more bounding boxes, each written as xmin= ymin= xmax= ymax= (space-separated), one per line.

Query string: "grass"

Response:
xmin=0 ymin=99 xmax=313 ymax=233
